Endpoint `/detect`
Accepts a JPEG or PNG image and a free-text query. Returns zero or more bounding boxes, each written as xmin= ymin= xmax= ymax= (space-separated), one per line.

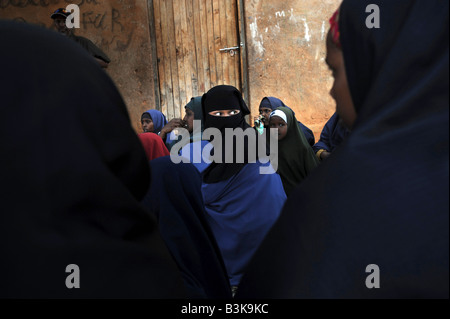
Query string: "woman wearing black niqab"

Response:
xmin=236 ymin=0 xmax=449 ymax=298
xmin=0 ymin=21 xmax=185 ymax=298
xmin=200 ymin=85 xmax=287 ymax=290
xmin=201 ymin=85 xmax=252 ymax=183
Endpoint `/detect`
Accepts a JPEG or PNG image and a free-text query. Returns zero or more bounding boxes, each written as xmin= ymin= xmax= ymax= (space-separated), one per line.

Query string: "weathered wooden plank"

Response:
xmin=148 ymin=0 xmax=162 ymax=112
xmin=185 ymin=0 xmax=199 ymax=104
xmin=193 ymin=0 xmax=205 ymax=98
xmin=212 ymin=0 xmax=223 ymax=86
xmin=198 ymin=0 xmax=211 ymax=94
xmin=174 ymin=0 xmax=191 ymax=117
xmin=206 ymin=0 xmax=217 ymax=88
xmin=237 ymin=0 xmax=249 ymax=106
xmin=159 ymin=0 xmax=173 ymax=118
xmin=226 ymin=0 xmax=237 ymax=88
xmin=232 ymin=0 xmax=242 ymax=90
xmin=219 ymin=0 xmax=229 ymax=85
xmin=172 ymin=0 xmax=187 ymax=119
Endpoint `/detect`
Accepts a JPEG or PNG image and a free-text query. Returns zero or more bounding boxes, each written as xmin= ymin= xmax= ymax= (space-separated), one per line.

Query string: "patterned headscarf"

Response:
xmin=329 ymin=8 xmax=341 ymax=48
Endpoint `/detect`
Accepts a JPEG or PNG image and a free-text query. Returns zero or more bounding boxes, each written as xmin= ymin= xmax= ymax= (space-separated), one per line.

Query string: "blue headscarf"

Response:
xmin=312 ymin=112 xmax=350 ymax=154
xmin=143 ymin=109 xmax=168 ymax=135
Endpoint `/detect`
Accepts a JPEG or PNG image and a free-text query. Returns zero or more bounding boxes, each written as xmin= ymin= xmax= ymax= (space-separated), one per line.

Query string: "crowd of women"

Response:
xmin=1 ymin=0 xmax=448 ymax=299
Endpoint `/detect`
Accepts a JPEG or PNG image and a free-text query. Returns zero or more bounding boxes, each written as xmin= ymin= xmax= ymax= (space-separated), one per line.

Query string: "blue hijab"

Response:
xmin=202 ymin=161 xmax=287 ymax=287
xmin=143 ymin=109 xmax=168 ymax=135
xmin=312 ymin=112 xmax=350 ymax=154
xmin=237 ymin=0 xmax=449 ymax=298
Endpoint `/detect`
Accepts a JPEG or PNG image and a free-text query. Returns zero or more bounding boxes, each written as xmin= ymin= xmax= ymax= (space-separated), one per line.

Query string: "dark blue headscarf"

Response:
xmin=259 ymin=96 xmax=315 ymax=146
xmin=237 ymin=0 xmax=449 ymax=298
xmin=312 ymin=112 xmax=350 ymax=154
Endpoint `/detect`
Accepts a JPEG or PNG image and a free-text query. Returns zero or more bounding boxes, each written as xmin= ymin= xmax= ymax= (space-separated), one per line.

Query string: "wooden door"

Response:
xmin=151 ymin=0 xmax=244 ymax=119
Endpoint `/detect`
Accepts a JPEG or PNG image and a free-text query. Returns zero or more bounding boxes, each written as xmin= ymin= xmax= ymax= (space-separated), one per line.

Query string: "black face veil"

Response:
xmin=201 ymin=85 xmax=254 ymax=183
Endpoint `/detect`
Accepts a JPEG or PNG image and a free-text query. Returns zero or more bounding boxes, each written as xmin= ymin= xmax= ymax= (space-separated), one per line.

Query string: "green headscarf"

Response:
xmin=167 ymin=96 xmax=203 ymax=151
xmin=185 ymin=96 xmax=203 ymax=141
xmin=273 ymin=107 xmax=319 ymax=196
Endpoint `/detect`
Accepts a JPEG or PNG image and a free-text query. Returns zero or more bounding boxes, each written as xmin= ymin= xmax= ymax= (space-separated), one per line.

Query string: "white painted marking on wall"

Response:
xmin=250 ymin=17 xmax=265 ymax=56
xmin=250 ymin=18 xmax=258 ymax=38
xmin=289 ymin=8 xmax=297 ymax=23
xmin=321 ymin=21 xmax=326 ymax=40
xmin=273 ymin=23 xmax=281 ymax=35
xmin=275 ymin=11 xmax=285 ymax=18
xmin=302 ymin=18 xmax=311 ymax=42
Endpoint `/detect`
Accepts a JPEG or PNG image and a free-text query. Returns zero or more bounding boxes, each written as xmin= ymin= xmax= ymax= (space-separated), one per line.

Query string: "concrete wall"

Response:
xmin=0 ymin=0 xmax=157 ymax=132
xmin=243 ymin=0 xmax=341 ymax=141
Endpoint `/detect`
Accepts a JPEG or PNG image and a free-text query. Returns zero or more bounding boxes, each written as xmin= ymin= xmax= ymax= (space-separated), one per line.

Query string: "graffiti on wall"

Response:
xmin=0 ymin=0 xmax=134 ymax=52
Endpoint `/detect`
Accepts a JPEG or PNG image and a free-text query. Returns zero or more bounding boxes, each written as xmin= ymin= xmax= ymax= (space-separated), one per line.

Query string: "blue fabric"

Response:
xmin=236 ymin=0 xmax=449 ymax=298
xmin=312 ymin=112 xmax=350 ymax=154
xmin=180 ymin=140 xmax=212 ymax=174
xmin=145 ymin=109 xmax=168 ymax=135
xmin=261 ymin=97 xmax=315 ymax=146
xmin=141 ymin=156 xmax=232 ymax=298
xmin=202 ymin=161 xmax=287 ymax=286
xmin=0 ymin=21 xmax=186 ymax=298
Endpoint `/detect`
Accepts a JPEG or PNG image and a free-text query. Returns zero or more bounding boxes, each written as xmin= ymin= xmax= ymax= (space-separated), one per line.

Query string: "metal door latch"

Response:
xmin=220 ymin=45 xmax=240 ymax=57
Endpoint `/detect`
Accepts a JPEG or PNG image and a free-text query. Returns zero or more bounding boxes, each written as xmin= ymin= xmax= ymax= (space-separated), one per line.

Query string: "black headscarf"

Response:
xmin=236 ymin=0 xmax=448 ymax=298
xmin=201 ymin=85 xmax=253 ymax=183
xmin=141 ymin=156 xmax=232 ymax=299
xmin=0 ymin=21 xmax=185 ymax=298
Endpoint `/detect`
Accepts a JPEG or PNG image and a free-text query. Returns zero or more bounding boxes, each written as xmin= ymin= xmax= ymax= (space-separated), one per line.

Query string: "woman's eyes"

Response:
xmin=211 ymin=110 xmax=239 ymax=116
